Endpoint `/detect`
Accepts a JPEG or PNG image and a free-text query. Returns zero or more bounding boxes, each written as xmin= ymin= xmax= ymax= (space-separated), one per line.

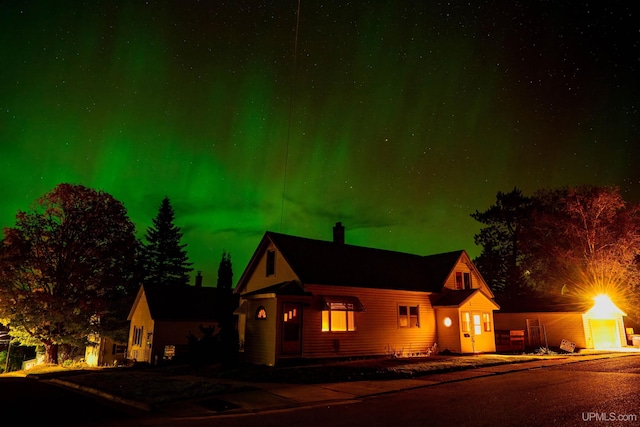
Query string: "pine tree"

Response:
xmin=142 ymin=197 xmax=193 ymax=287
xmin=217 ymin=251 xmax=233 ymax=289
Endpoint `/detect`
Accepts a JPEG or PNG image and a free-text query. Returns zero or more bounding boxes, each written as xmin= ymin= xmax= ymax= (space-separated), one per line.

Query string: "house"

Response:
xmin=234 ymin=222 xmax=499 ymax=366
xmin=85 ymin=334 xmax=127 ymax=367
xmin=494 ymin=294 xmax=627 ymax=351
xmin=127 ymin=279 xmax=235 ymax=365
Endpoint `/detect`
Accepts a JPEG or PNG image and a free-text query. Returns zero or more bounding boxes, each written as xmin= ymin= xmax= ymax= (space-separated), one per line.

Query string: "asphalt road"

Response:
xmin=156 ymin=355 xmax=640 ymax=427
xmin=2 ymin=355 xmax=639 ymax=426
xmin=0 ymin=376 xmax=150 ymax=426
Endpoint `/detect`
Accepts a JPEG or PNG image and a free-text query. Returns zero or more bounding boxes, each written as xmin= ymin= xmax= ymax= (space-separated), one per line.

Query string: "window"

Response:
xmin=398 ymin=305 xmax=419 ymax=328
xmin=322 ymin=302 xmax=356 ymax=332
xmin=483 ymin=312 xmax=492 ymax=332
xmin=133 ymin=326 xmax=143 ymax=346
xmin=461 ymin=312 xmax=470 ymax=332
xmin=266 ymin=250 xmax=275 ymax=276
xmin=455 ymin=272 xmax=463 ymax=290
xmin=256 ymin=306 xmax=267 ymax=320
xmin=473 ymin=313 xmax=482 ymax=335
xmin=464 ymin=272 xmax=472 ymax=289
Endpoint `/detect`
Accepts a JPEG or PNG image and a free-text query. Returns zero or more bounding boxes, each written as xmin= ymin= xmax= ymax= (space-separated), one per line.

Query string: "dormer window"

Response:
xmin=266 ymin=250 xmax=275 ymax=276
xmin=455 ymin=272 xmax=472 ymax=289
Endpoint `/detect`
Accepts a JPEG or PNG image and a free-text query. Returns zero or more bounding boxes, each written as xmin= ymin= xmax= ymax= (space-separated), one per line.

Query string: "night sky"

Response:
xmin=1 ymin=1 xmax=638 ymax=286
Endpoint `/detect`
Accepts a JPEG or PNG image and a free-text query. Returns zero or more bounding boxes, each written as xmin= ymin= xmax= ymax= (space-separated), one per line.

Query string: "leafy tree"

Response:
xmin=141 ymin=197 xmax=193 ymax=287
xmin=217 ymin=251 xmax=233 ymax=290
xmin=0 ymin=184 xmax=138 ymax=364
xmin=524 ymin=186 xmax=640 ymax=313
xmin=471 ymin=188 xmax=533 ymax=300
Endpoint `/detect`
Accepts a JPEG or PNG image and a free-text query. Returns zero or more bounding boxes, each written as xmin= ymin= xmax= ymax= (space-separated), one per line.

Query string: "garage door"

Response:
xmin=590 ymin=319 xmax=620 ymax=349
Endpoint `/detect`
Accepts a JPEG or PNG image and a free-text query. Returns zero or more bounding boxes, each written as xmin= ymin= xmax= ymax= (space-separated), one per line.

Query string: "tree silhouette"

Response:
xmin=0 ymin=184 xmax=138 ymax=364
xmin=141 ymin=197 xmax=193 ymax=287
xmin=216 ymin=251 xmax=233 ymax=290
xmin=471 ymin=187 xmax=533 ymax=300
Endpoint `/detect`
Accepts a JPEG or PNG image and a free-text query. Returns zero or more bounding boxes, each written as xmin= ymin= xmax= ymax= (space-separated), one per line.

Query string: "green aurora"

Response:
xmin=1 ymin=1 xmax=638 ymax=285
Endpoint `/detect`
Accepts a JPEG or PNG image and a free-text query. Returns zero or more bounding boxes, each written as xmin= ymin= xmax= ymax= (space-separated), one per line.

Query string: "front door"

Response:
xmin=282 ymin=302 xmax=302 ymax=355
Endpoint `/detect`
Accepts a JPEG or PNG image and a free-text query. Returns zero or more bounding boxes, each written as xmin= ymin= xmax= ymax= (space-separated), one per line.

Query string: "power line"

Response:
xmin=280 ymin=0 xmax=301 ymax=231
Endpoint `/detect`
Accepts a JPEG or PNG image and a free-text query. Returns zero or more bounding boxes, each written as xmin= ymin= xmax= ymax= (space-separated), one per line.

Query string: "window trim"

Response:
xmin=398 ymin=304 xmax=420 ymax=328
xmin=483 ymin=312 xmax=492 ymax=332
xmin=266 ymin=250 xmax=275 ymax=276
xmin=322 ymin=302 xmax=356 ymax=332
xmin=461 ymin=311 xmax=471 ymax=333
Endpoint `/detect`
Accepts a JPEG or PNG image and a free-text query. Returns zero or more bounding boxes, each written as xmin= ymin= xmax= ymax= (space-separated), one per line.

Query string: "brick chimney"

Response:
xmin=195 ymin=271 xmax=203 ymax=287
xmin=333 ymin=222 xmax=345 ymax=244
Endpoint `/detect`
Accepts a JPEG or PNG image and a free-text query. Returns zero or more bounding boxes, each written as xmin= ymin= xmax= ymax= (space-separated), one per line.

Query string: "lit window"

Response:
xmin=473 ymin=313 xmax=482 ymax=335
xmin=266 ymin=250 xmax=275 ymax=276
xmin=321 ymin=302 xmax=356 ymax=332
xmin=398 ymin=305 xmax=419 ymax=328
xmin=256 ymin=306 xmax=267 ymax=320
xmin=461 ymin=312 xmax=470 ymax=332
xmin=483 ymin=312 xmax=492 ymax=332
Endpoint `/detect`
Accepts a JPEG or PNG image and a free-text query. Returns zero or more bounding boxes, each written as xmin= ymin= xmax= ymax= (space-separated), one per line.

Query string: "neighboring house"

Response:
xmin=234 ymin=223 xmax=499 ymax=366
xmin=494 ymin=295 xmax=627 ymax=350
xmin=127 ymin=282 xmax=234 ymax=364
xmin=85 ymin=334 xmax=127 ymax=367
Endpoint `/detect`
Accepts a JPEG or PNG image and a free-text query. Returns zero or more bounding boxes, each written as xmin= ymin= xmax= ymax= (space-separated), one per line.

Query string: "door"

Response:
xmin=282 ymin=302 xmax=302 ymax=355
xmin=590 ymin=319 xmax=620 ymax=349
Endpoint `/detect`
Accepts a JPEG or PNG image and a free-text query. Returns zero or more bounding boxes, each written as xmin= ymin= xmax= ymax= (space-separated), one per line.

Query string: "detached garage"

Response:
xmin=494 ymin=295 xmax=627 ymax=351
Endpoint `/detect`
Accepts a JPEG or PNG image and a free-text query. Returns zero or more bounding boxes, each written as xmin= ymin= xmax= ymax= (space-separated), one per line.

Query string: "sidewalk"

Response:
xmin=74 ymin=350 xmax=638 ymax=419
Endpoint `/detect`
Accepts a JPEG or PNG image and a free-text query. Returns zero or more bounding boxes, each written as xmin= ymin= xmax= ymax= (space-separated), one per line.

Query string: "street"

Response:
xmin=1 ymin=355 xmax=638 ymax=426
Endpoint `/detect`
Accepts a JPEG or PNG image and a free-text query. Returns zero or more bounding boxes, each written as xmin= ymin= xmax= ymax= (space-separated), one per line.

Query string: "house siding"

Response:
xmin=435 ymin=307 xmax=462 ymax=353
xmin=299 ymin=285 xmax=437 ymax=359
xmin=128 ymin=291 xmax=155 ymax=363
xmin=244 ymin=242 xmax=299 ymax=293
xmin=458 ymin=294 xmax=498 ymax=353
xmin=495 ymin=312 xmax=587 ymax=349
xmin=244 ymin=297 xmax=278 ymax=365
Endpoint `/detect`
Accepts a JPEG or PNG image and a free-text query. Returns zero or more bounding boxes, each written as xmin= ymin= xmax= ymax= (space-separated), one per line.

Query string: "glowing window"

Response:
xmin=461 ymin=312 xmax=470 ymax=332
xmin=256 ymin=306 xmax=267 ymax=320
xmin=483 ymin=312 xmax=492 ymax=332
xmin=455 ymin=272 xmax=463 ymax=290
xmin=321 ymin=303 xmax=355 ymax=332
xmin=473 ymin=313 xmax=482 ymax=335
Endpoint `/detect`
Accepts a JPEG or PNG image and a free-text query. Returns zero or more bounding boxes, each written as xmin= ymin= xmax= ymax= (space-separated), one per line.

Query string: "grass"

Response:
xmin=2 ymin=350 xmax=619 ymax=406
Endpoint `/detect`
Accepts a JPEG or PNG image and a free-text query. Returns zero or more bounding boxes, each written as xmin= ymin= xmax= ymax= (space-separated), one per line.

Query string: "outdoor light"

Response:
xmin=443 ymin=317 xmax=452 ymax=327
xmin=589 ymin=294 xmax=625 ymax=319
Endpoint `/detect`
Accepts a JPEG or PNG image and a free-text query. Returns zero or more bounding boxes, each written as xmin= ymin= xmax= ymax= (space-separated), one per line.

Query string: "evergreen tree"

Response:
xmin=142 ymin=197 xmax=193 ymax=287
xmin=216 ymin=251 xmax=233 ymax=289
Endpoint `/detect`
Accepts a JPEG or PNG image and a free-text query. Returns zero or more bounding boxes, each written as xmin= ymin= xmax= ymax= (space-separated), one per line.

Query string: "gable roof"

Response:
xmin=236 ymin=231 xmax=470 ymax=294
xmin=129 ymin=285 xmax=226 ymax=322
xmin=432 ymin=289 xmax=501 ymax=309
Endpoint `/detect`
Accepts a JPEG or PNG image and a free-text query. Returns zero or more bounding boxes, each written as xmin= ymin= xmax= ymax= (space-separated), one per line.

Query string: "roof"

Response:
xmin=497 ymin=296 xmax=592 ymax=313
xmin=132 ymin=285 xmax=228 ymax=322
xmin=241 ymin=281 xmax=312 ymax=297
xmin=432 ymin=289 xmax=478 ymax=307
xmin=238 ymin=231 xmax=467 ymax=293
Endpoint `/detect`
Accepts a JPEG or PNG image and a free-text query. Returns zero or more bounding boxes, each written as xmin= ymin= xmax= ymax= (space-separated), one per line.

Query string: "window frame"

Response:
xmin=321 ymin=302 xmax=356 ymax=332
xmin=266 ymin=250 xmax=275 ymax=276
xmin=398 ymin=304 xmax=420 ymax=328
xmin=482 ymin=312 xmax=492 ymax=332
xmin=461 ymin=311 xmax=471 ymax=333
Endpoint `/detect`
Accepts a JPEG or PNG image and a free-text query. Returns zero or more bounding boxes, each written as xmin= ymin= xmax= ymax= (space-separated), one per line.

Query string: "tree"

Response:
xmin=217 ymin=251 xmax=233 ymax=290
xmin=471 ymin=188 xmax=533 ymax=300
xmin=0 ymin=184 xmax=138 ymax=364
xmin=524 ymin=186 xmax=640 ymax=314
xmin=141 ymin=197 xmax=193 ymax=288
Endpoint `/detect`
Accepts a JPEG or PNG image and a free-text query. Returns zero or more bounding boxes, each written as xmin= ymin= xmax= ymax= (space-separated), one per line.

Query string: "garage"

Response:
xmin=590 ymin=319 xmax=620 ymax=349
